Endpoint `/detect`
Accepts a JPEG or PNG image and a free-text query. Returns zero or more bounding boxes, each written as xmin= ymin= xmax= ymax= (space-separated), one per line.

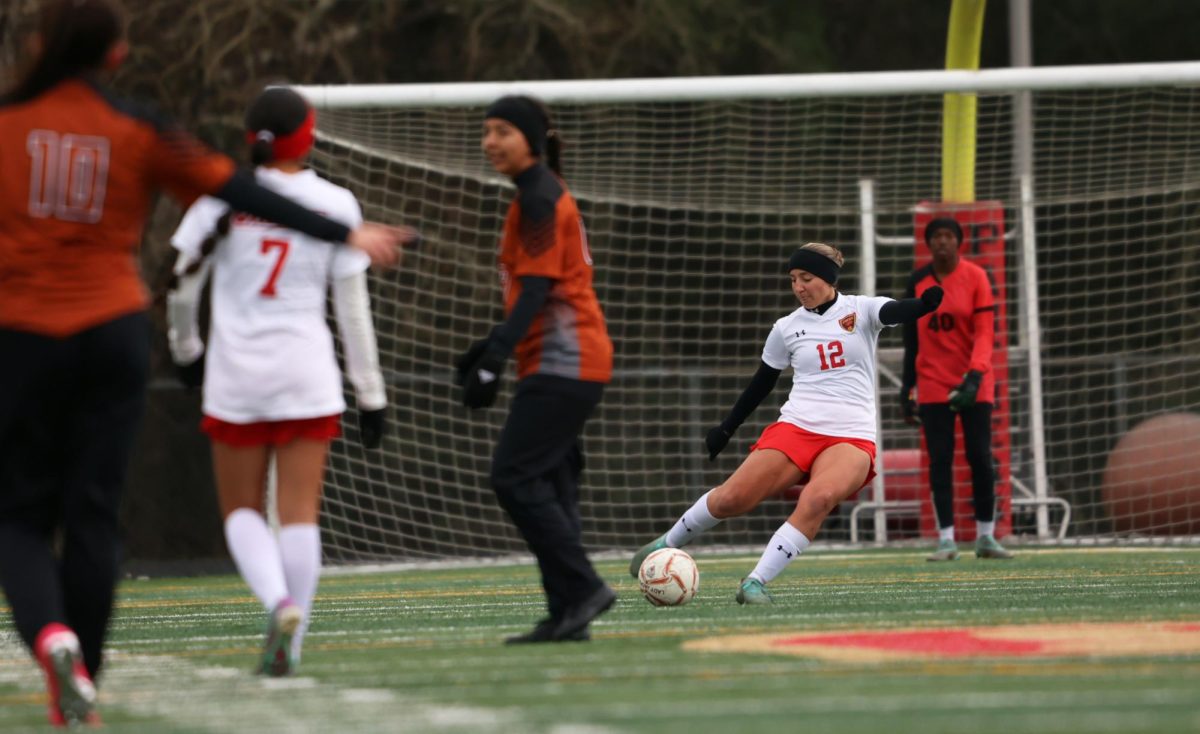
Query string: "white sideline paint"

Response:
xmin=0 ymin=632 xmax=517 ymax=733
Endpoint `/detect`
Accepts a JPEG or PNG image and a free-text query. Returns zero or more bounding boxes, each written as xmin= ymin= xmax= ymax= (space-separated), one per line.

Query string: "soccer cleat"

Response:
xmin=258 ymin=598 xmax=303 ymax=677
xmin=504 ymin=618 xmax=591 ymax=645
xmin=734 ymin=577 xmax=774 ymax=605
xmin=975 ymin=535 xmax=1014 ymax=560
xmin=628 ymin=533 xmax=669 ymax=578
xmin=34 ymin=624 xmax=99 ymax=727
xmin=927 ymin=539 xmax=961 ymax=562
xmin=552 ymin=584 xmax=617 ymax=641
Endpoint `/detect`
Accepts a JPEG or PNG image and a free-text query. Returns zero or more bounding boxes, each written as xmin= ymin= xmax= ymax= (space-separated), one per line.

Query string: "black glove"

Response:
xmin=457 ymin=339 xmax=506 ymax=410
xmin=705 ymin=425 xmax=732 ymax=461
xmin=948 ymin=370 xmax=983 ymax=412
xmin=358 ymin=407 xmax=386 ymax=449
xmin=454 ymin=338 xmax=490 ymax=386
xmin=920 ymin=285 xmax=944 ymax=313
xmin=175 ymin=357 xmax=205 ymax=391
xmin=899 ymin=385 xmax=920 ymax=426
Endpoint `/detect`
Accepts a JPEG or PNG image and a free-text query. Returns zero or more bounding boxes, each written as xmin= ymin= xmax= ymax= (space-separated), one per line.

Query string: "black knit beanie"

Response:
xmin=484 ymin=96 xmax=546 ymax=156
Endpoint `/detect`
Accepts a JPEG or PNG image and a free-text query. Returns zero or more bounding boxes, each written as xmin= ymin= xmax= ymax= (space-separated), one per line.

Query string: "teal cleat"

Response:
xmin=926 ymin=539 xmax=960 ymax=562
xmin=258 ymin=598 xmax=302 ymax=677
xmin=629 ymin=533 xmax=669 ymax=578
xmin=734 ymin=577 xmax=774 ymax=605
xmin=975 ymin=534 xmax=1014 ymax=560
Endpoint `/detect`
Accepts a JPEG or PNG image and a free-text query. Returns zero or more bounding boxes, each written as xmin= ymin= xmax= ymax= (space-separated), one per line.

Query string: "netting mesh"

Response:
xmin=306 ymin=83 xmax=1200 ymax=561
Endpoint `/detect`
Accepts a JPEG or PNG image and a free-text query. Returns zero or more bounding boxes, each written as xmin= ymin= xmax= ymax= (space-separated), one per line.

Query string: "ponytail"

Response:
xmin=158 ymin=210 xmax=232 ymax=300
xmin=545 ymin=129 xmax=563 ymax=176
xmin=250 ymin=132 xmax=276 ymax=167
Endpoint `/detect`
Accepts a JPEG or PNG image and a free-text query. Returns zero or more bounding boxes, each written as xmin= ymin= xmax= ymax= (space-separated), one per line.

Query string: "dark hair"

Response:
xmin=158 ymin=211 xmax=232 ymax=301
xmin=161 ymin=87 xmax=310 ymax=300
xmin=9 ymin=0 xmax=125 ymax=103
xmin=924 ymin=217 xmax=964 ymax=246
xmin=527 ymin=97 xmax=563 ymax=176
xmin=245 ymin=86 xmax=312 ymax=166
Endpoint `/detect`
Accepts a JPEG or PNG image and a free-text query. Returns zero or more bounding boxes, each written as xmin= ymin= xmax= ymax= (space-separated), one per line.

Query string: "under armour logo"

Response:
xmin=776 ymin=544 xmax=793 ymax=559
xmin=477 ymin=369 xmax=497 ymax=384
xmin=794 ymin=330 xmax=805 ymax=337
xmin=682 ymin=518 xmax=692 ymax=533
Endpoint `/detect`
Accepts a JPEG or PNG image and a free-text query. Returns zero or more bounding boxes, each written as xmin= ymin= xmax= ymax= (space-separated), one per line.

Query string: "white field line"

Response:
xmin=324 ymin=543 xmax=1200 ymax=576
xmin=0 ymin=632 xmax=527 ymax=734
xmin=520 ymin=688 xmax=1200 ymax=721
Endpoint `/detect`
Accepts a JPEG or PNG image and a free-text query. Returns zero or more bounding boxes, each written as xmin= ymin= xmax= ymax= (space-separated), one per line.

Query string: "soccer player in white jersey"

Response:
xmin=630 ymin=243 xmax=943 ymax=604
xmin=166 ymin=87 xmax=399 ymax=673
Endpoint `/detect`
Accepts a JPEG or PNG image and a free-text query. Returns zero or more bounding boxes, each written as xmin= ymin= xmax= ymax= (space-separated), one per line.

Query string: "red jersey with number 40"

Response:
xmin=498 ymin=164 xmax=612 ymax=383
xmin=0 ymin=79 xmax=235 ymax=336
xmin=908 ymin=259 xmax=996 ymax=404
xmin=170 ymin=168 xmax=368 ymax=423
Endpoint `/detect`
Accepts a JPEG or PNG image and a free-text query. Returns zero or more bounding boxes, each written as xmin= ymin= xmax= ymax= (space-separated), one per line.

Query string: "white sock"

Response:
xmin=748 ymin=522 xmax=811 ymax=585
xmin=976 ymin=520 xmax=995 ymax=538
xmin=939 ymin=525 xmax=956 ymax=543
xmin=224 ymin=508 xmax=288 ymax=612
xmin=665 ymin=490 xmax=721 ymax=548
xmin=278 ymin=524 xmax=321 ymax=662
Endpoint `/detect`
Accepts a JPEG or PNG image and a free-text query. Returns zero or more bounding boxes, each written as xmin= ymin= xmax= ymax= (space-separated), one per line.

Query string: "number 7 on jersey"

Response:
xmin=259 ymin=239 xmax=290 ymax=297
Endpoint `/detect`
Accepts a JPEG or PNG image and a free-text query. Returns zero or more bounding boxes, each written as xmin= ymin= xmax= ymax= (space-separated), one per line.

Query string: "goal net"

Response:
xmin=295 ymin=64 xmax=1200 ymax=562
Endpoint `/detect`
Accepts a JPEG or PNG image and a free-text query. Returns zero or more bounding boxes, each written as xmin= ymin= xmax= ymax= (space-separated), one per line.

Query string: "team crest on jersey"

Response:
xmin=839 ymin=313 xmax=857 ymax=333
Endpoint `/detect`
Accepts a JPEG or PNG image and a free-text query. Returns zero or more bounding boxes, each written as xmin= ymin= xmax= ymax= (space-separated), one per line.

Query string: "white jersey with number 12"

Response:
xmin=760 ymin=293 xmax=897 ymax=442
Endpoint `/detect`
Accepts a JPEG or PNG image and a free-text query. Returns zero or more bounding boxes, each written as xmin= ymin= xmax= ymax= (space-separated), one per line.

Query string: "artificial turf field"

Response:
xmin=2 ymin=547 xmax=1199 ymax=733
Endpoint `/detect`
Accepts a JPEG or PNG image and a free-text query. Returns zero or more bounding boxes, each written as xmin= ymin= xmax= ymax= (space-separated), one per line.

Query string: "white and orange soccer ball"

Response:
xmin=637 ymin=548 xmax=699 ymax=607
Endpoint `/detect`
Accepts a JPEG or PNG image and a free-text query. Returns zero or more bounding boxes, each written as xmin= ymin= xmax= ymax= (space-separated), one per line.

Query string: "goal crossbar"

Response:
xmin=295 ymin=61 xmax=1200 ymax=108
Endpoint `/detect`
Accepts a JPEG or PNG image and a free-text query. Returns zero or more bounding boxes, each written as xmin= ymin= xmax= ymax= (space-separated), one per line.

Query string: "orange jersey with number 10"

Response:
xmin=498 ymin=164 xmax=612 ymax=383
xmin=0 ymin=79 xmax=235 ymax=337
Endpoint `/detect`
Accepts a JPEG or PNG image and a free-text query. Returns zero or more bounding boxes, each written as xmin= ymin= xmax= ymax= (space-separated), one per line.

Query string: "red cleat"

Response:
xmin=34 ymin=624 xmax=99 ymax=727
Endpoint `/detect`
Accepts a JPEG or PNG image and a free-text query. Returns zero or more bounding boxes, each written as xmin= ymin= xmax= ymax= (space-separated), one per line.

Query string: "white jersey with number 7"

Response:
xmin=760 ymin=293 xmax=897 ymax=443
xmin=170 ymin=167 xmax=370 ymax=423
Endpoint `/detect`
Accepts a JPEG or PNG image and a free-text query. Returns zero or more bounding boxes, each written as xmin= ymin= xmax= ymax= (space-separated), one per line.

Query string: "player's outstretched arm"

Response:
xmin=898 ymin=273 xmax=921 ymax=425
xmin=213 ymin=171 xmax=414 ymax=268
xmin=456 ymin=276 xmax=552 ymax=409
xmin=705 ymin=361 xmax=782 ymax=460
xmin=879 ymin=285 xmax=944 ymax=325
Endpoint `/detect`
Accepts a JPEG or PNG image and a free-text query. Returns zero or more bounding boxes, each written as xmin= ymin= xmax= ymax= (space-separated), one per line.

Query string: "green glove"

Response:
xmin=948 ymin=370 xmax=983 ymax=412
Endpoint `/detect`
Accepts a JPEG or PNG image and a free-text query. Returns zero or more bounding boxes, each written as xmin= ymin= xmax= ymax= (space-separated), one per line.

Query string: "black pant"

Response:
xmin=918 ymin=402 xmax=995 ymax=528
xmin=490 ymin=374 xmax=605 ymax=619
xmin=0 ymin=312 xmax=149 ymax=678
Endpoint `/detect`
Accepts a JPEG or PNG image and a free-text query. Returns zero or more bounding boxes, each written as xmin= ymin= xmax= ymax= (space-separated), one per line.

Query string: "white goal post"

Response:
xmin=294 ymin=62 xmax=1200 ymax=562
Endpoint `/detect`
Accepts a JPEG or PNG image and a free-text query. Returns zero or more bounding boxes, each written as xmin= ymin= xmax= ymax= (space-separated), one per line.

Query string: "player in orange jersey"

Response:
xmin=457 ymin=96 xmax=615 ymax=644
xmin=0 ymin=1 xmax=410 ymax=725
xmin=900 ymin=218 xmax=1013 ymax=562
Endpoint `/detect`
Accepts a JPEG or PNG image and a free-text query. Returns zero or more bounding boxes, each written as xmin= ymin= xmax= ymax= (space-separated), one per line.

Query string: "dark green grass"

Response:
xmin=2 ymin=547 xmax=1199 ymax=733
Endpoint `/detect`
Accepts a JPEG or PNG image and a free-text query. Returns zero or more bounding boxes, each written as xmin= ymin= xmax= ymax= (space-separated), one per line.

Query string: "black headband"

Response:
xmin=787 ymin=248 xmax=840 ymax=285
xmin=484 ymin=96 xmax=546 ymax=156
xmin=924 ymin=217 xmax=963 ymax=246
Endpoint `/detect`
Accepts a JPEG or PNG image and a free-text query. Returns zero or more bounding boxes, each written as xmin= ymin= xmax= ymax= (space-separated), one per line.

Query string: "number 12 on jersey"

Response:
xmin=816 ymin=341 xmax=845 ymax=370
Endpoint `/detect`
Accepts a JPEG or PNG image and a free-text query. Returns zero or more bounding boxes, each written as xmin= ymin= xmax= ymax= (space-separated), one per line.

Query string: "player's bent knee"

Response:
xmin=796 ymin=485 xmax=841 ymax=521
xmin=706 ymin=485 xmax=756 ymax=519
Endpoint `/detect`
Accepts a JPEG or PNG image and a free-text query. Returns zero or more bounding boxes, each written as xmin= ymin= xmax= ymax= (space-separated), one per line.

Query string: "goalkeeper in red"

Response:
xmin=630 ymin=243 xmax=943 ymax=604
xmin=899 ymin=218 xmax=1013 ymax=561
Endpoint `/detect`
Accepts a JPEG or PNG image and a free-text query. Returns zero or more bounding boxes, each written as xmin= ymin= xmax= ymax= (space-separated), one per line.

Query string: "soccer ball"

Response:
xmin=638 ymin=548 xmax=699 ymax=607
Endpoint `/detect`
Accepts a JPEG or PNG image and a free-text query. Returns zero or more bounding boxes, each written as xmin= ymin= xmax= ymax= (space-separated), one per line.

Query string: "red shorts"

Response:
xmin=750 ymin=421 xmax=877 ymax=490
xmin=200 ymin=414 xmax=342 ymax=448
